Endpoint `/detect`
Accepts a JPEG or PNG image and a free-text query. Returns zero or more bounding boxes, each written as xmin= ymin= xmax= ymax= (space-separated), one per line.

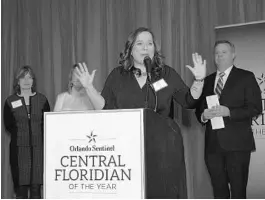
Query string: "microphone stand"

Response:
xmin=143 ymin=56 xmax=158 ymax=111
xmin=144 ymin=73 xmax=157 ymax=112
xmin=144 ymin=74 xmax=151 ymax=109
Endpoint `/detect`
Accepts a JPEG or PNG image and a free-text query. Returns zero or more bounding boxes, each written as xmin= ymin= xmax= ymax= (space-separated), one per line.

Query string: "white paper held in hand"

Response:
xmin=206 ymin=95 xmax=225 ymax=130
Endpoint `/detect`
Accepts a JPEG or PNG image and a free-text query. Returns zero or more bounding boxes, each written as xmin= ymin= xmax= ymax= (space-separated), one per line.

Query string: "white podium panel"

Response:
xmin=44 ymin=109 xmax=145 ymax=199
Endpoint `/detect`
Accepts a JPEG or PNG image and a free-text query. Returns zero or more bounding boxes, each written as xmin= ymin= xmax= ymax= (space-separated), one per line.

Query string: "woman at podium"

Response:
xmin=54 ymin=63 xmax=105 ymax=111
xmin=101 ymin=27 xmax=206 ymax=198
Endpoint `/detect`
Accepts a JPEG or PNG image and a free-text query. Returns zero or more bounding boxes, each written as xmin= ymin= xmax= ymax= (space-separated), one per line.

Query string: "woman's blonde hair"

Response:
xmin=67 ymin=64 xmax=79 ymax=93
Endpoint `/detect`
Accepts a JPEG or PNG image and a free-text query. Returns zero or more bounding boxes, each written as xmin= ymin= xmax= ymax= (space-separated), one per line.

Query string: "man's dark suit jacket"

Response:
xmin=196 ymin=66 xmax=262 ymax=153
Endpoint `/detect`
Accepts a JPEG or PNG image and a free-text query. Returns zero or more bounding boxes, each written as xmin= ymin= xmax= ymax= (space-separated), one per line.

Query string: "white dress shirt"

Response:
xmin=201 ymin=65 xmax=234 ymax=123
xmin=214 ymin=65 xmax=233 ymax=92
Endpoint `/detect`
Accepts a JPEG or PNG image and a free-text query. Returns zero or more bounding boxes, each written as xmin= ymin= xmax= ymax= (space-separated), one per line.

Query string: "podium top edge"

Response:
xmin=44 ymin=108 xmax=145 ymax=115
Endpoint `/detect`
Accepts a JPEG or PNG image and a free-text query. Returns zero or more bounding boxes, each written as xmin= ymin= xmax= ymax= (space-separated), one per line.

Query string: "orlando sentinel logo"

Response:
xmin=86 ymin=130 xmax=97 ymax=143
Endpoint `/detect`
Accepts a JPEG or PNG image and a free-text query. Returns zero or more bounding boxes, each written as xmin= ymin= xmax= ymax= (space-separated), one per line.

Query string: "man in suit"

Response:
xmin=195 ymin=40 xmax=262 ymax=198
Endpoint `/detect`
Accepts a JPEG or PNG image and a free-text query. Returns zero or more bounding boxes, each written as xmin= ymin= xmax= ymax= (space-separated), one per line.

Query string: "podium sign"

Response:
xmin=44 ymin=109 xmax=145 ymax=199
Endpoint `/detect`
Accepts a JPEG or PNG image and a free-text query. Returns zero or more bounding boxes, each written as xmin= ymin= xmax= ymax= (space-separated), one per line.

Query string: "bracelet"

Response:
xmin=194 ymin=78 xmax=205 ymax=82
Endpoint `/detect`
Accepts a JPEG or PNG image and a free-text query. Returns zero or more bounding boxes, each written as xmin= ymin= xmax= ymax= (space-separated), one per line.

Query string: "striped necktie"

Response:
xmin=215 ymin=72 xmax=225 ymax=98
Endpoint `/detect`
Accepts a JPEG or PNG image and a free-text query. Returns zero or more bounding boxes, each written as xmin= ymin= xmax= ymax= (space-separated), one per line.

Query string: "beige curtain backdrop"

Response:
xmin=2 ymin=0 xmax=265 ymax=198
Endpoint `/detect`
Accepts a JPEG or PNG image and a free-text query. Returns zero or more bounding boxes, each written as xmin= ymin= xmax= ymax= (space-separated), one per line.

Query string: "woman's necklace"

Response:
xmin=132 ymin=67 xmax=147 ymax=77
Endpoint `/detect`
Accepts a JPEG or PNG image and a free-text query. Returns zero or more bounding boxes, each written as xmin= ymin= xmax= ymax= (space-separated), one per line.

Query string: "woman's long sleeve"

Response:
xmin=3 ymin=100 xmax=16 ymax=134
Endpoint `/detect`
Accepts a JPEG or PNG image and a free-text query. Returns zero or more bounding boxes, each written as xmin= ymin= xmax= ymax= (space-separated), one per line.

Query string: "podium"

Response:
xmin=44 ymin=109 xmax=186 ymax=198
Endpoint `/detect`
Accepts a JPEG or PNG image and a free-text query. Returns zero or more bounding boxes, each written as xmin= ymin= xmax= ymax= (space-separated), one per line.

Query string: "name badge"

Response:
xmin=11 ymin=99 xmax=23 ymax=109
xmin=152 ymin=79 xmax=168 ymax=92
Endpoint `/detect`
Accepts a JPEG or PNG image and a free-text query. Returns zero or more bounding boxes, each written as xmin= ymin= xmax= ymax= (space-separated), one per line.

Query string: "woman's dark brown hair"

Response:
xmin=13 ymin=65 xmax=36 ymax=94
xmin=119 ymin=27 xmax=164 ymax=79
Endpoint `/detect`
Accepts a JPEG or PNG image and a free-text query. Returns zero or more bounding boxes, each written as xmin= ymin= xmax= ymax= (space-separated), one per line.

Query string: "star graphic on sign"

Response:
xmin=87 ymin=131 xmax=97 ymax=143
xmin=256 ymin=73 xmax=265 ymax=86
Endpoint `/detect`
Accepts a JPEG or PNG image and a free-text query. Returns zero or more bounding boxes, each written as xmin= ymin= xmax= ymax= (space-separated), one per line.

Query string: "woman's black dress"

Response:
xmin=101 ymin=65 xmax=197 ymax=198
xmin=4 ymin=92 xmax=50 ymax=188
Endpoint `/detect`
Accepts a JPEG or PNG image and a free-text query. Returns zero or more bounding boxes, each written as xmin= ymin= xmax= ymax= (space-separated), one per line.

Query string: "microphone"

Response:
xmin=143 ymin=56 xmax=157 ymax=112
xmin=143 ymin=56 xmax=152 ymax=80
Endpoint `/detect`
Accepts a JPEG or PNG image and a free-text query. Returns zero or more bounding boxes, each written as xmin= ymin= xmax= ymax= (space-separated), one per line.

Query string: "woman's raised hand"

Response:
xmin=75 ymin=62 xmax=96 ymax=89
xmin=186 ymin=53 xmax=206 ymax=80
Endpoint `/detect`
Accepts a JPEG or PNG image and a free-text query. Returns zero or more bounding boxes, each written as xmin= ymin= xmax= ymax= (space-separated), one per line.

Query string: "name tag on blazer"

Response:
xmin=152 ymin=78 xmax=168 ymax=92
xmin=11 ymin=99 xmax=23 ymax=109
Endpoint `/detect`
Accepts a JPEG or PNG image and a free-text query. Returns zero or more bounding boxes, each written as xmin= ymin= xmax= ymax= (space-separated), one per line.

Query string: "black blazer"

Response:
xmin=196 ymin=66 xmax=262 ymax=152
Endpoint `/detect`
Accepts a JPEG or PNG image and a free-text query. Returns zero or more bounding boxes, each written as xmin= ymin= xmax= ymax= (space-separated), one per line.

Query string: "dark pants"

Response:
xmin=205 ymin=151 xmax=251 ymax=199
xmin=15 ymin=184 xmax=41 ymax=199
